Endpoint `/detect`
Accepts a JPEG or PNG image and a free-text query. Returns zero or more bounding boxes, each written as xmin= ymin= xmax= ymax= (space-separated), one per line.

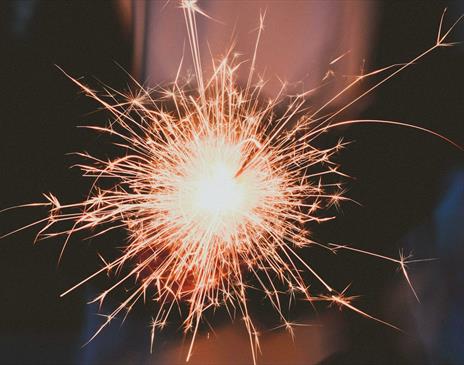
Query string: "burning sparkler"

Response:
xmin=2 ymin=2 xmax=462 ymax=363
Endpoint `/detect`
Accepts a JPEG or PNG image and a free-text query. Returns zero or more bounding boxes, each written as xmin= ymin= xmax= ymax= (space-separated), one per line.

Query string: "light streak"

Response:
xmin=2 ymin=2 xmax=462 ymax=363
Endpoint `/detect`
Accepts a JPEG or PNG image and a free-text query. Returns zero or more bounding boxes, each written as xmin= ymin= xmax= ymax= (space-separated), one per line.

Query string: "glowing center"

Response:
xmin=191 ymin=162 xmax=244 ymax=216
xmin=173 ymin=138 xmax=263 ymax=239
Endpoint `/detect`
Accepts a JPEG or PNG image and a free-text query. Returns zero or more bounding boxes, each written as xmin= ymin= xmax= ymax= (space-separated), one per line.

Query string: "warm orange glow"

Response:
xmin=2 ymin=2 xmax=462 ymax=364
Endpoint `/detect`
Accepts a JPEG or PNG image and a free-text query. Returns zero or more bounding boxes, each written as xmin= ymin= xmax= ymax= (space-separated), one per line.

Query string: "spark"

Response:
xmin=2 ymin=2 xmax=462 ymax=364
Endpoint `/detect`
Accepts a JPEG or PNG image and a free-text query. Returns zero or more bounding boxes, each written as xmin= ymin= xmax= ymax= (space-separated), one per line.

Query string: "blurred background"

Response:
xmin=1 ymin=1 xmax=463 ymax=364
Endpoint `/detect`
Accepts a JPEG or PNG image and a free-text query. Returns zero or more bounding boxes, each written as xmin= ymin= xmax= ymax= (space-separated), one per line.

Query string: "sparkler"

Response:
xmin=2 ymin=2 xmax=462 ymax=363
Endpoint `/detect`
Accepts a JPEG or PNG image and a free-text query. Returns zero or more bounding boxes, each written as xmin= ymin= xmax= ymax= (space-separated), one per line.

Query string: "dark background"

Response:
xmin=1 ymin=1 xmax=463 ymax=364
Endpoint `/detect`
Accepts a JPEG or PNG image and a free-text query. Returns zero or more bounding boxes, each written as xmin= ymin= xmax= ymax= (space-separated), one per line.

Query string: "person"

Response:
xmin=78 ymin=2 xmax=377 ymax=364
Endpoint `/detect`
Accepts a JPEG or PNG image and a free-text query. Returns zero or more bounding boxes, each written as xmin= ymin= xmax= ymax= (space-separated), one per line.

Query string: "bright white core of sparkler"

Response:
xmin=173 ymin=138 xmax=266 ymax=242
